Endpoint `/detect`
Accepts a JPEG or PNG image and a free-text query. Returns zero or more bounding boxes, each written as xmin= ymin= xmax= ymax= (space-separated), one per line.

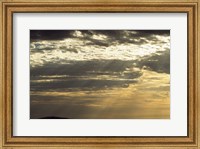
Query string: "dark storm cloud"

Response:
xmin=133 ymin=30 xmax=170 ymax=37
xmin=137 ymin=49 xmax=170 ymax=74
xmin=93 ymin=30 xmax=170 ymax=37
xmin=30 ymin=60 xmax=137 ymax=76
xmin=30 ymin=60 xmax=142 ymax=91
xmin=30 ymin=30 xmax=74 ymax=41
xmin=79 ymin=30 xmax=169 ymax=40
xmin=30 ymin=30 xmax=170 ymax=47
xmin=76 ymin=30 xmax=170 ymax=47
xmin=30 ymin=79 xmax=138 ymax=92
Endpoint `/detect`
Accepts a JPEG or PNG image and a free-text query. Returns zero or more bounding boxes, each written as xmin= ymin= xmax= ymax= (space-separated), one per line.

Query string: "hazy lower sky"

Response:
xmin=30 ymin=30 xmax=170 ymax=119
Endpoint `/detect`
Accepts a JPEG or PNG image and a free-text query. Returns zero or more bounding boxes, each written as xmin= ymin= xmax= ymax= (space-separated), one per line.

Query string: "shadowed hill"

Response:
xmin=39 ymin=116 xmax=69 ymax=119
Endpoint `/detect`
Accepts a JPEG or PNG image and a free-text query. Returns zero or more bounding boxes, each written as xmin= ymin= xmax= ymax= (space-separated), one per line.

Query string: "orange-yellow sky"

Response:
xmin=31 ymin=70 xmax=169 ymax=119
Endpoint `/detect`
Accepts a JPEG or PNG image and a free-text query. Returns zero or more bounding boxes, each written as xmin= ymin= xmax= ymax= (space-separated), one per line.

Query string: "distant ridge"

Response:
xmin=39 ymin=116 xmax=69 ymax=119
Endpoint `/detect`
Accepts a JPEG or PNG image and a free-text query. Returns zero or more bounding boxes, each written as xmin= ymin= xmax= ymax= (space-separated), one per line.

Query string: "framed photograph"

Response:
xmin=0 ymin=0 xmax=199 ymax=148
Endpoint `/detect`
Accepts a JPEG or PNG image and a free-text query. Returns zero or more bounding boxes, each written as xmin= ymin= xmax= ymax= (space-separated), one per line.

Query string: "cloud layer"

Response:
xmin=30 ymin=30 xmax=170 ymax=119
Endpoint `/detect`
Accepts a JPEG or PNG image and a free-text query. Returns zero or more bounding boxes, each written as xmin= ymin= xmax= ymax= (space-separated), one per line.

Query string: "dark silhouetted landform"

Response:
xmin=39 ymin=116 xmax=69 ymax=119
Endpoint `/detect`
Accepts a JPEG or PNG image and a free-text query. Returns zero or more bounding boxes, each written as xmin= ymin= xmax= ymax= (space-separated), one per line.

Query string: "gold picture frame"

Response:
xmin=0 ymin=0 xmax=200 ymax=148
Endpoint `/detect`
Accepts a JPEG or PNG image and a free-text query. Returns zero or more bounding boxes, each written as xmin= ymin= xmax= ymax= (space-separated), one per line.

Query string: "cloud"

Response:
xmin=30 ymin=79 xmax=138 ymax=92
xmin=30 ymin=30 xmax=74 ymax=41
xmin=30 ymin=59 xmax=143 ymax=92
xmin=30 ymin=30 xmax=170 ymax=47
xmin=78 ymin=30 xmax=170 ymax=46
xmin=30 ymin=30 xmax=170 ymax=67
xmin=30 ymin=60 xmax=137 ymax=76
xmin=30 ymin=47 xmax=170 ymax=93
xmin=137 ymin=49 xmax=170 ymax=74
xmin=59 ymin=46 xmax=79 ymax=53
xmin=85 ymin=39 xmax=110 ymax=47
xmin=30 ymin=30 xmax=170 ymax=95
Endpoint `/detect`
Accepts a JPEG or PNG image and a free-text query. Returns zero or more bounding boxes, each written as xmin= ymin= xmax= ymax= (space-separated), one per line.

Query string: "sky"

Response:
xmin=30 ymin=30 xmax=170 ymax=119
